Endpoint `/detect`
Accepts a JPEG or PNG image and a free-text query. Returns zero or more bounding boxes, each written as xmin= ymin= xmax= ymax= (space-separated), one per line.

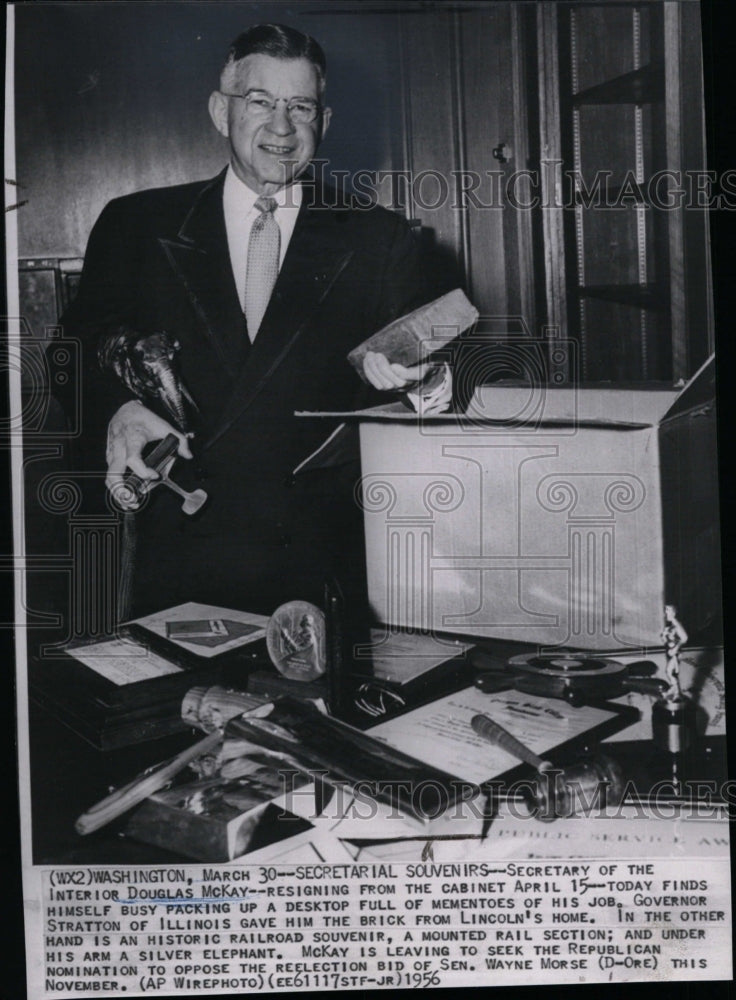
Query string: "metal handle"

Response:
xmin=121 ymin=433 xmax=207 ymax=514
xmin=123 ymin=433 xmax=179 ymax=500
xmin=492 ymin=142 xmax=512 ymax=164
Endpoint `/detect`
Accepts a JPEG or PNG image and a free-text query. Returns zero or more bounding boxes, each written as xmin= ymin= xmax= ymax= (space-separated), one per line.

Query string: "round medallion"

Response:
xmin=266 ymin=601 xmax=327 ymax=681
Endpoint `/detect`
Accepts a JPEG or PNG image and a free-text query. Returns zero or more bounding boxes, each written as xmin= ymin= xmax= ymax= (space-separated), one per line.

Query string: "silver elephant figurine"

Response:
xmin=98 ymin=328 xmax=198 ymax=432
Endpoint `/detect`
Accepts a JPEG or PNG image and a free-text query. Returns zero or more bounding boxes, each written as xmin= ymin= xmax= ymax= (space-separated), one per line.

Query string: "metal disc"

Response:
xmin=266 ymin=601 xmax=327 ymax=681
xmin=509 ymin=652 xmax=624 ymax=678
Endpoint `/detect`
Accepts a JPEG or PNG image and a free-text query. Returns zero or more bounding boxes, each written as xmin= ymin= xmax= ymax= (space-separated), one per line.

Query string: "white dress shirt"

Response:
xmin=222 ymin=165 xmax=303 ymax=313
xmin=221 ymin=164 xmax=452 ymax=412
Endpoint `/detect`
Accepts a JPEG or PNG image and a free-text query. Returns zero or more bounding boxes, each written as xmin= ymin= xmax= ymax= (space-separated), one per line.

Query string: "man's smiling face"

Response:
xmin=210 ymin=54 xmax=330 ymax=196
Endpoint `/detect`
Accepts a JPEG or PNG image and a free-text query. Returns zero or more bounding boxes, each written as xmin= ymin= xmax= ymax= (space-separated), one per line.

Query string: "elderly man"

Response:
xmin=60 ymin=23 xmax=441 ymax=618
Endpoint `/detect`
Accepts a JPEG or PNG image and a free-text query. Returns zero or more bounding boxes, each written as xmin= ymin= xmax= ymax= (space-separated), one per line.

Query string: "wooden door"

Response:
xmin=543 ymin=0 xmax=712 ymax=382
xmin=398 ymin=5 xmax=536 ymax=335
xmin=398 ymin=2 xmax=712 ymax=385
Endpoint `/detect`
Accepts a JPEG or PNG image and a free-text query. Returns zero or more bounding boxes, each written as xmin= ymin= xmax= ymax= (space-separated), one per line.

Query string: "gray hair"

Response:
xmin=220 ymin=23 xmax=327 ymax=97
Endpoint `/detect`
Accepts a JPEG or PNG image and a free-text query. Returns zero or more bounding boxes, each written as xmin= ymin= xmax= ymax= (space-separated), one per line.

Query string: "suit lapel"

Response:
xmin=158 ymin=170 xmax=247 ymax=374
xmin=205 ymin=187 xmax=354 ymax=449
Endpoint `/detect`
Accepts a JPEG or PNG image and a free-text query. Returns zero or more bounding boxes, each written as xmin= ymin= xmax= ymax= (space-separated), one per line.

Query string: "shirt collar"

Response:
xmin=223 ymin=165 xmax=303 ymax=216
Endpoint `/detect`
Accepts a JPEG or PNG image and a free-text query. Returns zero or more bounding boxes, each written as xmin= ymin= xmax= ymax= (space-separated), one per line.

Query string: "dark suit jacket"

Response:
xmin=60 ymin=170 xmax=430 ymax=616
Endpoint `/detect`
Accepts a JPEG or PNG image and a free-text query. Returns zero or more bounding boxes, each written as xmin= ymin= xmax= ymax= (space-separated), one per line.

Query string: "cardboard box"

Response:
xmin=331 ymin=357 xmax=721 ymax=650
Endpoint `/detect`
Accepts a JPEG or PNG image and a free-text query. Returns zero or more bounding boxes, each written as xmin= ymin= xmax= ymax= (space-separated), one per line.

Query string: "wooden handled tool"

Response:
xmin=75 ymin=730 xmax=222 ymax=836
xmin=75 ymin=688 xmax=271 ymax=836
xmin=471 ymin=714 xmax=553 ymax=773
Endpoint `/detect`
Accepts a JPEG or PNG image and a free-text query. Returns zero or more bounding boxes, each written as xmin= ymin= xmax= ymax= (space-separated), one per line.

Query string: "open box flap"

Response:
xmin=298 ymin=355 xmax=714 ymax=429
xmin=660 ymin=354 xmax=716 ymax=423
xmin=459 ymin=382 xmax=678 ymax=427
xmin=297 ymin=389 xmax=677 ymax=429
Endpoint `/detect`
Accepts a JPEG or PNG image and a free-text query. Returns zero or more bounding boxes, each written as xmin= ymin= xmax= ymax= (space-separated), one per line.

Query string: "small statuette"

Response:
xmin=661 ymin=603 xmax=687 ymax=701
xmin=653 ymin=605 xmax=696 ymax=761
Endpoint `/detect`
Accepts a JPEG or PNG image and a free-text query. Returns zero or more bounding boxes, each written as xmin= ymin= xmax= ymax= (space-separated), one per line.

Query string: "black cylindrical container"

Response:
xmin=652 ymin=695 xmax=697 ymax=754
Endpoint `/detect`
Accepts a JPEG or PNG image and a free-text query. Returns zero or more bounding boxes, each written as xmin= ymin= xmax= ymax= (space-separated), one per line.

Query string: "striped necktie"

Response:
xmin=244 ymin=195 xmax=280 ymax=341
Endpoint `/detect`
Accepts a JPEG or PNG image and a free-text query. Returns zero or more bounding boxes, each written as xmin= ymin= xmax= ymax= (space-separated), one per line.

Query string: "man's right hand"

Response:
xmin=105 ymin=400 xmax=192 ymax=510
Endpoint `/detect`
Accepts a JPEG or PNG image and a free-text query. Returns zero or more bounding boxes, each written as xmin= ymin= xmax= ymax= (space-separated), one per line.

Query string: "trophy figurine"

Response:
xmin=662 ymin=603 xmax=687 ymax=699
xmin=652 ymin=605 xmax=696 ymax=764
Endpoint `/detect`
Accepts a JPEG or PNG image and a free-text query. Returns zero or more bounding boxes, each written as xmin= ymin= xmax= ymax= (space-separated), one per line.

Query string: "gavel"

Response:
xmin=471 ymin=713 xmax=625 ymax=821
xmin=120 ymin=433 xmax=207 ymax=514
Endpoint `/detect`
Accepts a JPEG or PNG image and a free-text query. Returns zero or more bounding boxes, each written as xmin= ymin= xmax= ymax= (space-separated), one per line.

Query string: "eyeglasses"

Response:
xmin=221 ymin=89 xmax=321 ymax=125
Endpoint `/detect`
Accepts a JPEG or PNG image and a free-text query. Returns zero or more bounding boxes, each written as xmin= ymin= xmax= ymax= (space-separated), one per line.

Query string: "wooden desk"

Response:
xmin=28 ymin=694 xmax=728 ymax=866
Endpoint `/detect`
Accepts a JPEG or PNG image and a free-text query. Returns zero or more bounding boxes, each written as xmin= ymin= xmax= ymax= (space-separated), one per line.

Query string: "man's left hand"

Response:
xmin=362 ymin=351 xmax=429 ymax=390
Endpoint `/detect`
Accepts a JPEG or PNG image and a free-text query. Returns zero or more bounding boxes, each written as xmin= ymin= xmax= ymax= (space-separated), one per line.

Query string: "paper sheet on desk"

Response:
xmin=66 ymin=638 xmax=181 ymax=685
xmin=235 ymin=828 xmax=359 ymax=865
xmin=323 ymin=793 xmax=484 ymax=843
xmin=355 ymin=806 xmax=731 ymax=863
xmin=132 ymin=602 xmax=268 ymax=658
xmin=368 ymin=686 xmax=616 ymax=784
xmin=360 ymin=629 xmax=472 ymax=684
